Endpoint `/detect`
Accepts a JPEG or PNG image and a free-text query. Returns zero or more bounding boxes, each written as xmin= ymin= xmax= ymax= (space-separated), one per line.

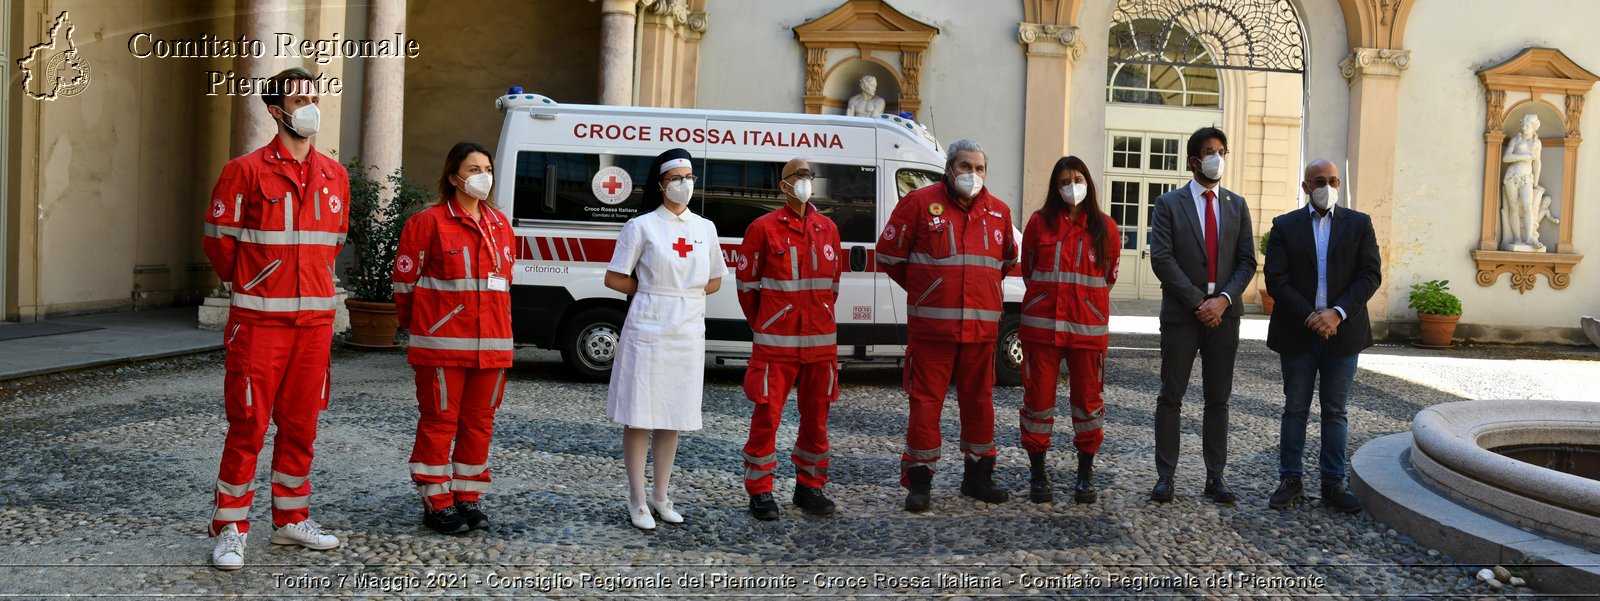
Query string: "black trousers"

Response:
xmin=1153 ymin=317 xmax=1240 ymax=478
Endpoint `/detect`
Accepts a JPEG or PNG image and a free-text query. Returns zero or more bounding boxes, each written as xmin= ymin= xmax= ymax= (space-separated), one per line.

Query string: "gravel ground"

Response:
xmin=0 ymin=333 xmax=1591 ymax=600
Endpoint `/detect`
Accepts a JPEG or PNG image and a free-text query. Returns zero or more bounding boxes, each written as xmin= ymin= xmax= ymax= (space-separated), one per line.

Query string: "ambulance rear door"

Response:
xmin=871 ymin=161 xmax=946 ymax=357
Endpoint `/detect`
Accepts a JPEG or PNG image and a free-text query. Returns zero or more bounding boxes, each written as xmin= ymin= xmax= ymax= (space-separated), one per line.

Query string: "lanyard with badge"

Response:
xmin=480 ymin=212 xmax=510 ymax=292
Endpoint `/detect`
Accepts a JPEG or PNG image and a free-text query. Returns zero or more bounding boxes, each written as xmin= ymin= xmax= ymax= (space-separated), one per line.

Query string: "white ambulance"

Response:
xmin=491 ymin=90 xmax=1026 ymax=385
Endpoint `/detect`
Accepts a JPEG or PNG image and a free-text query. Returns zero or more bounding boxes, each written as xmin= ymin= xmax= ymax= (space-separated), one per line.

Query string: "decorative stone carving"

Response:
xmin=846 ymin=75 xmax=886 ymax=117
xmin=1472 ymin=251 xmax=1578 ymax=293
xmin=1566 ymin=95 xmax=1585 ymax=137
xmin=901 ymin=51 xmax=922 ymax=100
xmin=1340 ymin=47 xmax=1411 ymax=80
xmin=1017 ymin=22 xmax=1083 ymax=62
xmin=804 ymin=48 xmax=828 ymax=96
xmin=1486 ymin=90 xmax=1505 ymax=133
xmin=793 ymin=1 xmax=937 ymax=116
xmin=1500 ymin=114 xmax=1546 ymax=251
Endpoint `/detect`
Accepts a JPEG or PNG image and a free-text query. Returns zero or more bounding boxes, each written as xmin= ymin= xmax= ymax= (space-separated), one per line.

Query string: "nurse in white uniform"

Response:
xmin=604 ymin=148 xmax=726 ymax=530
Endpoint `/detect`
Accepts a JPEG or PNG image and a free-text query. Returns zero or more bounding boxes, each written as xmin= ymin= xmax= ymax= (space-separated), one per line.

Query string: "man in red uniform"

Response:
xmin=738 ymin=157 xmax=843 ymax=520
xmin=876 ymin=139 xmax=1017 ymax=512
xmin=201 ymin=68 xmax=346 ymax=570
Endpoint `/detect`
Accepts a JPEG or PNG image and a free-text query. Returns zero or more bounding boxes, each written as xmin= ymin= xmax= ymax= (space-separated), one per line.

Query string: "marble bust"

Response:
xmin=1500 ymin=114 xmax=1546 ymax=251
xmin=846 ymin=75 xmax=886 ymax=118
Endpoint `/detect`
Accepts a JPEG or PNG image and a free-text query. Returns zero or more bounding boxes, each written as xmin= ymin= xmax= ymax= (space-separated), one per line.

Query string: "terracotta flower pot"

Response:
xmin=1258 ymin=287 xmax=1275 ymax=315
xmin=1417 ymin=312 xmax=1460 ymax=348
xmin=345 ymin=299 xmax=399 ymax=349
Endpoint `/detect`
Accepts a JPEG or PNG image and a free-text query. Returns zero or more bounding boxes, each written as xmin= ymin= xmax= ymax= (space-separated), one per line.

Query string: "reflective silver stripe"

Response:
xmin=436 ymin=367 xmax=448 ymax=411
xmin=409 ymin=462 xmax=451 ymax=477
xmin=216 ymin=479 xmax=252 ymax=498
xmin=796 ymin=464 xmax=829 ymax=478
xmin=231 ymin=294 xmax=339 ymax=312
xmin=1022 ymin=405 xmax=1056 ymax=420
xmin=877 ymin=254 xmax=907 ymax=265
xmin=908 ymin=252 xmax=1004 ymax=270
xmin=744 ymin=467 xmax=773 ymax=480
xmin=462 ymin=245 xmax=472 ymax=278
xmin=1022 ymin=290 xmax=1048 ymax=311
xmin=960 ymin=441 xmax=995 ymax=455
xmin=213 ymin=506 xmax=249 ymax=522
xmin=752 ymin=332 xmax=836 ymax=348
xmin=314 ymin=189 xmax=321 ymax=221
xmin=204 ymin=223 xmax=239 ymax=239
xmin=759 ymin=304 xmax=793 ymax=330
xmin=904 ymin=446 xmax=941 ymax=461
xmin=453 ymin=462 xmax=488 ymax=477
xmin=762 ymin=362 xmax=769 ymax=398
xmin=811 ymin=243 xmax=818 ymax=271
xmin=791 ymin=448 xmax=830 ymax=463
xmin=241 ymin=260 xmax=282 ymax=291
xmin=245 ymin=376 xmax=253 ymax=407
xmin=1072 ymin=405 xmax=1100 ymax=420
xmin=453 ymin=480 xmax=491 ymax=492
xmin=789 ymin=246 xmax=799 ymax=280
xmin=1076 ymin=238 xmax=1084 ymax=268
xmin=393 ymin=282 xmax=415 ymax=294
xmin=907 ymin=306 xmax=1003 ymax=321
xmin=233 ymin=193 xmax=243 ymax=222
xmin=760 ymin=277 xmax=834 ymax=292
xmin=1073 ymin=408 xmax=1105 ymax=433
xmin=914 ymin=277 xmax=943 ymax=306
xmin=492 ymin=369 xmax=506 ymax=409
xmin=946 ymin=226 xmax=957 ymax=254
xmin=827 ymin=363 xmax=836 ymax=395
xmin=1055 ymin=241 xmax=1063 ymax=270
xmin=1020 ymin=314 xmax=1109 ymax=336
xmin=743 ymin=452 xmax=777 ymax=465
xmin=736 ymin=281 xmax=761 ymax=292
xmin=271 ymin=472 xmax=307 ymax=489
xmin=428 ymin=305 xmax=465 ymax=334
xmin=418 ymin=483 xmax=451 ymax=497
xmin=272 ymin=495 xmax=309 ymax=510
xmin=227 ymin=323 xmax=242 ymax=345
xmin=900 ymin=459 xmax=937 ymax=472
xmin=1083 ymin=296 xmax=1107 ymax=321
xmin=283 ymin=190 xmax=294 ymax=231
xmin=418 ymin=277 xmax=489 ymax=292
xmin=1021 ymin=420 xmax=1054 ymax=434
xmin=1029 ymin=270 xmax=1108 ymax=288
xmin=982 ymin=224 xmax=991 ymax=250
xmin=409 ymin=335 xmax=516 ymax=352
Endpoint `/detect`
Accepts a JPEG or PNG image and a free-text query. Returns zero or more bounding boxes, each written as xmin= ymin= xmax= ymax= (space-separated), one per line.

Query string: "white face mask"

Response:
xmin=664 ymin=178 xmax=694 ymax=205
xmin=788 ymin=178 xmax=813 ymax=203
xmin=1310 ymin=184 xmax=1338 ymax=211
xmin=1060 ymin=183 xmax=1087 ymax=206
xmin=1200 ymin=153 xmax=1225 ymax=181
xmin=278 ymin=103 xmax=320 ymax=137
xmin=952 ymin=172 xmax=983 ymax=199
xmin=459 ymin=173 xmax=493 ymax=201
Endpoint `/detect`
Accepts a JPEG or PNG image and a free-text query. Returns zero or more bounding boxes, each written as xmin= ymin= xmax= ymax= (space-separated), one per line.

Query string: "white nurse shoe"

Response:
xmin=628 ymin=504 xmax=656 ymax=530
xmin=647 ymin=497 xmax=684 ymax=524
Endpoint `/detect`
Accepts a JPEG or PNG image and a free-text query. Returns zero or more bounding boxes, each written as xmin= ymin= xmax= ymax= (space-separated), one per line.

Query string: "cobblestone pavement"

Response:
xmin=0 ymin=334 xmax=1592 ymax=599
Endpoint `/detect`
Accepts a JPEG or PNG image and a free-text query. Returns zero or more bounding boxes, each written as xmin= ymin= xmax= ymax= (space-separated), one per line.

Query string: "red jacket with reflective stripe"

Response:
xmin=875 ymin=183 xmax=1016 ymax=344
xmin=203 ymin=138 xmax=349 ymax=327
xmin=392 ymin=200 xmax=515 ymax=369
xmin=736 ymin=203 xmax=842 ymax=363
xmin=1019 ymin=210 xmax=1121 ymax=349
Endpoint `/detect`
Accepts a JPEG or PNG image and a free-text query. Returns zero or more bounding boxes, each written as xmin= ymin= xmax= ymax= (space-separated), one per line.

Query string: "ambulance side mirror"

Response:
xmin=849 ymin=245 xmax=867 ymax=273
xmin=542 ymin=162 xmax=558 ymax=213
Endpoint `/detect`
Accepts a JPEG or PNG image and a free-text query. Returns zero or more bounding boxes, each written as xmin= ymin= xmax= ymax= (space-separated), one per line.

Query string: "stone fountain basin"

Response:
xmin=1411 ymin=400 xmax=1600 ymax=550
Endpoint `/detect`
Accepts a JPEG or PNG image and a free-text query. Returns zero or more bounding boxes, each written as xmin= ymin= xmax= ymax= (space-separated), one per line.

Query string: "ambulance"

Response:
xmin=491 ymin=90 xmax=1026 ymax=385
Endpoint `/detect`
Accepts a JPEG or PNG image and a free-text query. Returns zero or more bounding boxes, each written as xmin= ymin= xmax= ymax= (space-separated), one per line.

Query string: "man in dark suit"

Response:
xmin=1148 ymin=127 xmax=1257 ymax=505
xmin=1264 ymin=159 xmax=1381 ymax=514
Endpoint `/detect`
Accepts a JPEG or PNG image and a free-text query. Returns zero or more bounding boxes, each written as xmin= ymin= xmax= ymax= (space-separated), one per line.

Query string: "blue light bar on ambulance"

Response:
xmin=496 ymin=89 xmax=558 ymax=112
xmin=879 ymin=113 xmax=940 ymax=152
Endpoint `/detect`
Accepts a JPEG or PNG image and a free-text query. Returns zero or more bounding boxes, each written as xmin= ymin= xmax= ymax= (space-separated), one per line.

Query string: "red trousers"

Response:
xmin=899 ymin=340 xmax=997 ymax=487
xmin=210 ymin=320 xmax=332 ymax=535
xmin=741 ymin=359 xmax=838 ymax=495
xmin=409 ymin=366 xmax=506 ymax=511
xmin=1020 ymin=343 xmax=1106 ymax=454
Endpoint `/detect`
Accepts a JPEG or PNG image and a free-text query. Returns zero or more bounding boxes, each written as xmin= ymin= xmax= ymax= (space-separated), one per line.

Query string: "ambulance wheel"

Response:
xmin=560 ymin=307 xmax=625 ymax=382
xmin=995 ymin=313 xmax=1023 ymax=387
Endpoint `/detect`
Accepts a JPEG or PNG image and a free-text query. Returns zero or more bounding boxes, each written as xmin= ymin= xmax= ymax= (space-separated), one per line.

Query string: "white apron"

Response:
xmin=606 ymin=205 xmax=726 ymax=431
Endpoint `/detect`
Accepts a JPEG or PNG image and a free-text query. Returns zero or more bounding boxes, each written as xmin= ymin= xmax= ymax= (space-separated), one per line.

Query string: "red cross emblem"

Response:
xmin=601 ymin=176 xmax=623 ymax=195
xmin=672 ymin=237 xmax=694 ymax=258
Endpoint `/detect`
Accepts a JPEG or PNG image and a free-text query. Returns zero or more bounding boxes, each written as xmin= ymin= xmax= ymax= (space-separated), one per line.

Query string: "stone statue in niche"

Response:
xmin=1500 ymin=114 xmax=1548 ymax=251
xmin=846 ymin=75 xmax=886 ymax=118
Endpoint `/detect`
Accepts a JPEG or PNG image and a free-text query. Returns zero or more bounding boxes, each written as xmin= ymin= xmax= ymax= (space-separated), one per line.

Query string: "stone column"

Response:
xmin=229 ymin=0 xmax=288 ymax=158
xmin=360 ymin=0 xmax=406 ymax=188
xmin=1340 ymin=48 xmax=1411 ymax=320
xmin=1017 ymin=23 xmax=1084 ymax=219
xmin=599 ymin=0 xmax=641 ymax=105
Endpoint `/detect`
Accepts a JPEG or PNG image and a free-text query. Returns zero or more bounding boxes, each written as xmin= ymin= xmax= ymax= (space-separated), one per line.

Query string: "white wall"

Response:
xmin=697 ymin=0 xmax=1028 ymax=212
xmin=1390 ymin=0 xmax=1600 ymax=329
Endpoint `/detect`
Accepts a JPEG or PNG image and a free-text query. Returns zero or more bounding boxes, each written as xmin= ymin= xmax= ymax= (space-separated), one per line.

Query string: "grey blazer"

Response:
xmin=1148 ymin=183 xmax=1257 ymax=322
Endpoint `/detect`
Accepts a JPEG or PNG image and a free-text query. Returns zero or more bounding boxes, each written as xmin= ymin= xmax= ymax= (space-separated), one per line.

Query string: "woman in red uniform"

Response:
xmin=1018 ymin=155 xmax=1121 ymax=504
xmin=392 ymin=142 xmax=515 ymax=533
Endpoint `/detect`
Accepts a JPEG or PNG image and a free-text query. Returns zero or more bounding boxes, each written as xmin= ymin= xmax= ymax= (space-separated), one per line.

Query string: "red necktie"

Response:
xmin=1203 ymin=190 xmax=1219 ymax=287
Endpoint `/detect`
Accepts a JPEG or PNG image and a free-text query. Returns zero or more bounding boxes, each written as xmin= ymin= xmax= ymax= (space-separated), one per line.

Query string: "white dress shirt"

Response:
xmin=1186 ymin=179 xmax=1229 ymax=302
xmin=1308 ymin=202 xmax=1347 ymax=320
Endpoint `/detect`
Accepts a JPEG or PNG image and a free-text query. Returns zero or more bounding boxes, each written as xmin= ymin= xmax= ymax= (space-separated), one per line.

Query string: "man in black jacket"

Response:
xmin=1263 ymin=159 xmax=1382 ymax=514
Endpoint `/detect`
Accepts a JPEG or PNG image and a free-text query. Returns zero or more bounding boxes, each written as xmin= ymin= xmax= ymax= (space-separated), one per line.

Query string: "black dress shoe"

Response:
xmin=1150 ymin=476 xmax=1175 ymax=503
xmin=749 ymin=493 xmax=780 ymax=521
xmin=1321 ymin=481 xmax=1363 ymax=514
xmin=455 ymin=501 xmax=490 ymax=530
xmin=422 ymin=505 xmax=469 ymax=534
xmin=1204 ymin=476 xmax=1238 ymax=505
xmin=792 ymin=486 xmax=837 ymax=516
xmin=1268 ymin=476 xmax=1305 ymax=509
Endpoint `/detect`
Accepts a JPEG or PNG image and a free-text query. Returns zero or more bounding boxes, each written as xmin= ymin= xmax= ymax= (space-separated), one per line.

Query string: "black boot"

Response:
xmin=792 ymin=486 xmax=837 ymax=516
xmin=1027 ymin=451 xmax=1053 ymax=503
xmin=749 ymin=493 xmax=780 ymax=521
xmin=1073 ymin=453 xmax=1098 ymax=504
xmin=422 ymin=504 xmax=469 ymax=534
xmin=455 ymin=501 xmax=490 ymax=530
xmin=1268 ymin=476 xmax=1305 ymax=509
xmin=960 ymin=456 xmax=1010 ymax=504
xmin=904 ymin=466 xmax=932 ymax=512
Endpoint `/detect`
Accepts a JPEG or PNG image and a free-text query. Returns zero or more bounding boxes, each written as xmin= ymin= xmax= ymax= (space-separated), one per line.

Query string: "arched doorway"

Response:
xmin=1101 ymin=0 xmax=1307 ymax=302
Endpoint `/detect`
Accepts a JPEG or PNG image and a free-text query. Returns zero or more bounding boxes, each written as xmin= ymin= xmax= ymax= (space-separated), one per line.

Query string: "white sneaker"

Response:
xmin=268 ymin=519 xmax=340 ymax=550
xmin=628 ymin=504 xmax=656 ymax=530
xmin=211 ymin=524 xmax=247 ymax=571
xmin=647 ymin=498 xmax=684 ymax=524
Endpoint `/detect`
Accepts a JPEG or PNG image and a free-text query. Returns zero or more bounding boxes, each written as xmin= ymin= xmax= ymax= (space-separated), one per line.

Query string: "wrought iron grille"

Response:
xmin=1110 ymin=0 xmax=1305 ymax=74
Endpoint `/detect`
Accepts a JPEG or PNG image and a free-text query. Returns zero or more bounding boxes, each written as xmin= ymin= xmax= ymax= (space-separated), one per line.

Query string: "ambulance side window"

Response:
xmin=895 ymin=169 xmax=941 ymax=199
xmin=697 ymin=160 xmax=878 ymax=243
xmin=512 ymin=151 xmax=657 ymax=225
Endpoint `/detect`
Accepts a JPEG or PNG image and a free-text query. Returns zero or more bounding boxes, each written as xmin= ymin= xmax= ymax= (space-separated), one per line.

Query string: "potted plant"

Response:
xmin=1257 ymin=231 xmax=1274 ymax=315
xmin=343 ymin=162 xmax=427 ymax=348
xmin=1408 ymin=279 xmax=1463 ymax=348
